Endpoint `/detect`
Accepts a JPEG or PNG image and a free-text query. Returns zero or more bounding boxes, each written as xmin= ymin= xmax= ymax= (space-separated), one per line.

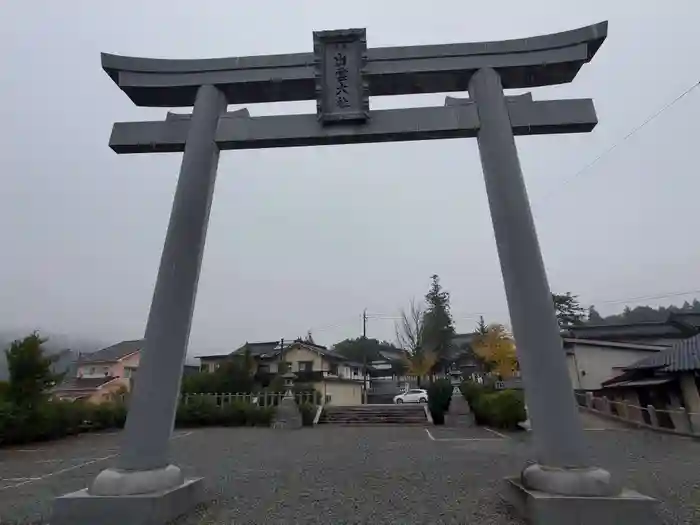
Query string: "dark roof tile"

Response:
xmin=79 ymin=340 xmax=142 ymax=363
xmin=626 ymin=334 xmax=700 ymax=373
xmin=53 ymin=376 xmax=118 ymax=391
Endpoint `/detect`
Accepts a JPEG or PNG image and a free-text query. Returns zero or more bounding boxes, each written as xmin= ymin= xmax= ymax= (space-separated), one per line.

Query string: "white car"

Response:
xmin=393 ymin=389 xmax=428 ymax=404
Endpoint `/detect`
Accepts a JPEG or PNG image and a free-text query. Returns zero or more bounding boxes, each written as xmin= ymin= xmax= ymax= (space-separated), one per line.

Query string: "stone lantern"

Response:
xmin=273 ymin=371 xmax=302 ymax=430
xmin=282 ymin=371 xmax=296 ymax=399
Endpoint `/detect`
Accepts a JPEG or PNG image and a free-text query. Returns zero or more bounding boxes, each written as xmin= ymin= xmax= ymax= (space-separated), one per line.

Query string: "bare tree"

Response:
xmin=395 ymin=299 xmax=425 ymax=354
xmin=395 ymin=300 xmax=436 ymax=387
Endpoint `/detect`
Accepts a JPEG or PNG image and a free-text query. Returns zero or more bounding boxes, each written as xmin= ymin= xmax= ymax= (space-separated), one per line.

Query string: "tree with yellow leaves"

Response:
xmin=473 ymin=323 xmax=519 ymax=379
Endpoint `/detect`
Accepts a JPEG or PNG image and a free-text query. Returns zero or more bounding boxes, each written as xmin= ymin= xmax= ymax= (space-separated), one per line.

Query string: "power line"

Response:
xmin=583 ymin=288 xmax=700 ymax=307
xmin=537 ymin=78 xmax=700 ymax=203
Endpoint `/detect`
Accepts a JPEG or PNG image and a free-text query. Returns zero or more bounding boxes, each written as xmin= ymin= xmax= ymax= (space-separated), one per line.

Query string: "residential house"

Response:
xmin=563 ymin=338 xmax=667 ymax=391
xmin=562 ymin=312 xmax=700 ymax=392
xmin=598 ymin=334 xmax=700 ymax=433
xmin=51 ymin=340 xmax=142 ymax=403
xmin=197 ymin=340 xmax=285 ymax=373
xmin=564 ymin=311 xmax=700 ymax=346
xmin=197 ymin=339 xmax=365 ymax=405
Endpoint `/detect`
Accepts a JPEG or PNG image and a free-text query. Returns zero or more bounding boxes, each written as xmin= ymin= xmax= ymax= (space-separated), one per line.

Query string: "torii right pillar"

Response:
xmin=469 ymin=67 xmax=658 ymax=524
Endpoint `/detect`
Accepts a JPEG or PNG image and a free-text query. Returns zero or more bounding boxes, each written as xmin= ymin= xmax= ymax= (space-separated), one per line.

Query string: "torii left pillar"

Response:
xmin=52 ymin=84 xmax=226 ymax=525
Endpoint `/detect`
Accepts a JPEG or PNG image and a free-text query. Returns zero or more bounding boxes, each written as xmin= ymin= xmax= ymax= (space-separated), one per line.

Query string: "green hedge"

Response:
xmin=175 ymin=396 xmax=275 ymax=428
xmin=298 ymin=402 xmax=317 ymax=426
xmin=0 ymin=400 xmax=128 ymax=446
xmin=0 ymin=393 xmax=320 ymax=446
xmin=465 ymin=385 xmax=526 ymax=430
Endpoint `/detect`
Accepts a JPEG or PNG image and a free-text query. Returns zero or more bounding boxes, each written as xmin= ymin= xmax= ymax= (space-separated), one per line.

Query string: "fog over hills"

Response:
xmin=0 ymin=330 xmax=108 ymax=380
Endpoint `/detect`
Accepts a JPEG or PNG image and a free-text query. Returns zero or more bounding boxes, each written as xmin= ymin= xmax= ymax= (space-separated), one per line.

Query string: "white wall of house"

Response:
xmin=566 ymin=344 xmax=660 ymax=390
xmin=314 ymin=381 xmax=362 ymax=406
xmin=77 ymin=364 xmax=112 ymax=379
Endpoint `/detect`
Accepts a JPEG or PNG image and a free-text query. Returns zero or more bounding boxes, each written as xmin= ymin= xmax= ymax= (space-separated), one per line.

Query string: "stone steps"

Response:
xmin=318 ymin=404 xmax=428 ymax=425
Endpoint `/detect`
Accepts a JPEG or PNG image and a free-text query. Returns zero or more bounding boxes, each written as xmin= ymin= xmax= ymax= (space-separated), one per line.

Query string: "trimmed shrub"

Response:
xmin=471 ymin=390 xmax=525 ymax=430
xmin=175 ymin=395 xmax=220 ymax=427
xmin=427 ymin=379 xmax=453 ymax=425
xmin=460 ymin=381 xmax=485 ymax=405
xmin=293 ymin=383 xmax=322 ymax=405
xmin=175 ymin=397 xmax=274 ymax=428
xmin=298 ymin=402 xmax=317 ymax=426
xmin=247 ymin=405 xmax=275 ymax=427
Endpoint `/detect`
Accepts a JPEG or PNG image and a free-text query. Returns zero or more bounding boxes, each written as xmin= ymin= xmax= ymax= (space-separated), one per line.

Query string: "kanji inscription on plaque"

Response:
xmin=313 ymin=28 xmax=369 ymax=124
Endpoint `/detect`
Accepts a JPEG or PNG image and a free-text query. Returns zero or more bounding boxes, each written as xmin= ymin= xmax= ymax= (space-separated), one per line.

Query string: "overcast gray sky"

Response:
xmin=1 ymin=0 xmax=699 ymax=355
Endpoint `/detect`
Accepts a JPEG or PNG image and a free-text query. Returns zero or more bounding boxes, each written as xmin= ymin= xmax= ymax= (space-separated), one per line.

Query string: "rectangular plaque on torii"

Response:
xmin=313 ymin=28 xmax=369 ymax=124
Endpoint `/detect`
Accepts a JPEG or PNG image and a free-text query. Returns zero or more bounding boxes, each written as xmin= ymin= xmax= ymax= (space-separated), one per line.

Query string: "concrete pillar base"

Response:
xmin=504 ymin=477 xmax=659 ymax=525
xmin=522 ymin=464 xmax=619 ymax=497
xmin=90 ymin=464 xmax=184 ymax=496
xmin=51 ymin=477 xmax=204 ymax=525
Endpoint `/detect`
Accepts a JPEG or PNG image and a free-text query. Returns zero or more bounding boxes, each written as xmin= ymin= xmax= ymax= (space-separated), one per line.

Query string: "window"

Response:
xmin=89 ymin=367 xmax=96 ymax=375
xmin=298 ymin=361 xmax=313 ymax=372
xmin=328 ymin=363 xmax=339 ymax=376
xmin=325 ymin=394 xmax=332 ymax=404
xmin=258 ymin=364 xmax=270 ymax=374
xmin=124 ymin=367 xmax=137 ymax=379
xmin=352 ymin=367 xmax=360 ymax=376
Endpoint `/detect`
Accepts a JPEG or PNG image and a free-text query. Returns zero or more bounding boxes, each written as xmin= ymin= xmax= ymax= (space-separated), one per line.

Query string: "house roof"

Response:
xmin=53 ymin=376 xmax=118 ymax=392
xmin=603 ymin=377 xmax=674 ymax=389
xmin=452 ymin=332 xmax=478 ymax=348
xmin=564 ymin=322 xmax=690 ymax=341
xmin=234 ymin=341 xmax=282 ymax=358
xmin=196 ymin=340 xmax=285 ymax=360
xmin=562 ymin=338 xmax=667 ymax=352
xmin=624 ymin=334 xmax=700 ymax=373
xmin=670 ymin=312 xmax=700 ymax=331
xmin=78 ymin=339 xmax=142 ymax=364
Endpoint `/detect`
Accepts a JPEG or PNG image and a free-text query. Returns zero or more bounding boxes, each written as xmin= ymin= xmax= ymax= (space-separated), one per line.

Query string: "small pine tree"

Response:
xmin=587 ymin=306 xmax=604 ymax=324
xmin=476 ymin=316 xmax=488 ymax=335
xmin=5 ymin=332 xmax=58 ymax=409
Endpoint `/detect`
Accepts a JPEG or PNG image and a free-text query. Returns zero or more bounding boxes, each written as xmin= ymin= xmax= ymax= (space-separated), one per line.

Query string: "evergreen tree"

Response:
xmin=475 ymin=315 xmax=488 ymax=335
xmin=552 ymin=292 xmax=586 ymax=328
xmin=5 ymin=332 xmax=59 ymax=409
xmin=423 ymin=274 xmax=456 ymax=373
xmin=587 ymin=306 xmax=605 ymax=324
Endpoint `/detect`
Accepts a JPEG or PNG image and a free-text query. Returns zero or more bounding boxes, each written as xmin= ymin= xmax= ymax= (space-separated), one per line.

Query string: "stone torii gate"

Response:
xmin=53 ymin=22 xmax=658 ymax=525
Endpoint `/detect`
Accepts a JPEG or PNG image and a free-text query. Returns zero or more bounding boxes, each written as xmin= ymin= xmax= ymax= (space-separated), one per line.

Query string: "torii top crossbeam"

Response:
xmin=101 ymin=22 xmax=607 ymax=107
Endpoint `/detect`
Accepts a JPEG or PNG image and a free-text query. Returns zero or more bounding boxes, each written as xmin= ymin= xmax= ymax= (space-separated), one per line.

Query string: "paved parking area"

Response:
xmin=0 ymin=422 xmax=698 ymax=524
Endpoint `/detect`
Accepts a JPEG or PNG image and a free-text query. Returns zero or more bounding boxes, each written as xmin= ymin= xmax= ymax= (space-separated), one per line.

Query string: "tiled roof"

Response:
xmin=565 ymin=322 xmax=690 ymax=341
xmin=78 ymin=339 xmax=142 ymax=363
xmin=53 ymin=376 xmax=118 ymax=392
xmin=562 ymin=338 xmax=667 ymax=352
xmin=234 ymin=341 xmax=281 ymax=358
xmin=625 ymin=334 xmax=700 ymax=373
xmin=670 ymin=312 xmax=700 ymax=330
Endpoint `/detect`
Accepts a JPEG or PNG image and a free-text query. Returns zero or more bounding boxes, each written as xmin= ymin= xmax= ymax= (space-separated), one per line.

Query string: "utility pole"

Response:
xmin=362 ymin=309 xmax=368 ymax=404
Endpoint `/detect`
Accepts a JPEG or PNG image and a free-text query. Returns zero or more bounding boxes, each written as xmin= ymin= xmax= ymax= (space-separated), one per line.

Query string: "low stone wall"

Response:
xmin=575 ymin=391 xmax=700 ymax=439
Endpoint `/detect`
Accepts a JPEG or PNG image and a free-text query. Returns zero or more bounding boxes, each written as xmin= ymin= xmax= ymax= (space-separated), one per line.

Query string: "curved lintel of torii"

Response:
xmin=100 ymin=21 xmax=608 ymax=108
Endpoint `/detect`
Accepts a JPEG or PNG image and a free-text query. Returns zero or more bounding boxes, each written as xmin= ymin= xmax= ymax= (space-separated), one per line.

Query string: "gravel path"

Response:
xmin=0 ymin=422 xmax=698 ymax=524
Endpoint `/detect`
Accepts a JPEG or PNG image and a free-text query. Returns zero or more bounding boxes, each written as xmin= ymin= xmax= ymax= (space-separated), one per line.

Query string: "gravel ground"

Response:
xmin=0 ymin=417 xmax=698 ymax=524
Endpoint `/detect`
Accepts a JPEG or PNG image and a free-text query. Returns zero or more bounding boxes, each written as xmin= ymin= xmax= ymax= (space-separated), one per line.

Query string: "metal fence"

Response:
xmin=574 ymin=391 xmax=699 ymax=434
